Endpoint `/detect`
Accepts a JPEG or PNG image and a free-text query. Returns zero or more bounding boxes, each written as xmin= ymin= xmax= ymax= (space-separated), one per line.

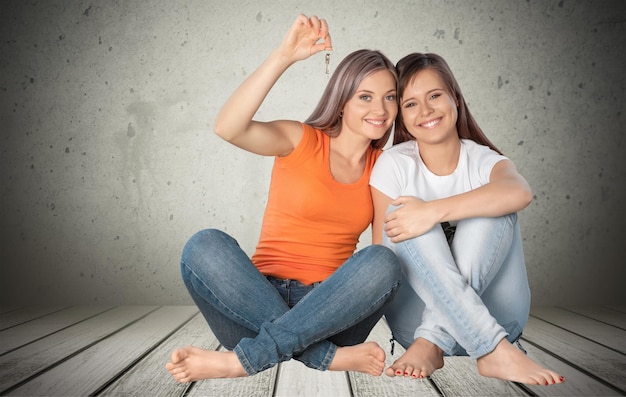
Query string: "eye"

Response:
xmin=359 ymin=94 xmax=372 ymax=101
xmin=403 ymin=102 xmax=416 ymax=108
xmin=429 ymin=93 xmax=441 ymax=100
xmin=385 ymin=94 xmax=396 ymax=101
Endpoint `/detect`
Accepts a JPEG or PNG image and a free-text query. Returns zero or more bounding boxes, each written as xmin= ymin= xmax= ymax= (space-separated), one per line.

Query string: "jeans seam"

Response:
xmin=182 ymin=260 xmax=261 ymax=333
xmin=314 ymin=281 xmax=399 ymax=342
xmin=478 ymin=215 xmax=514 ymax=291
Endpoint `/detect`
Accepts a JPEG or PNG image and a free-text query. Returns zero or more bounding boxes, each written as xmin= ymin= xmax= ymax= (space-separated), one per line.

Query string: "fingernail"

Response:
xmin=560 ymin=376 xmax=565 ymax=382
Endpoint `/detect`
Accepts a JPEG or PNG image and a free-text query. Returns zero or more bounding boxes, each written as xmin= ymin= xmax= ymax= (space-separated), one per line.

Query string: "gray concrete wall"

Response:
xmin=1 ymin=0 xmax=625 ymax=306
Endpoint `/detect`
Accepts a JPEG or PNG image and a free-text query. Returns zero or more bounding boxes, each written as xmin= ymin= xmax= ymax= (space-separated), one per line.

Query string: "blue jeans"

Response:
xmin=181 ymin=229 xmax=401 ymax=375
xmin=383 ymin=213 xmax=530 ymax=359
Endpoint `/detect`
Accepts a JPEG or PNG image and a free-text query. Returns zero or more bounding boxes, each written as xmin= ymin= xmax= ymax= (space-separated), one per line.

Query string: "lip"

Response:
xmin=365 ymin=118 xmax=387 ymax=127
xmin=419 ymin=117 xmax=442 ymax=129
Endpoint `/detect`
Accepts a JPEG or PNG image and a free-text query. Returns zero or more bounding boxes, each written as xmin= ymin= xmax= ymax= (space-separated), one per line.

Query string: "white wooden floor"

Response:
xmin=0 ymin=305 xmax=624 ymax=396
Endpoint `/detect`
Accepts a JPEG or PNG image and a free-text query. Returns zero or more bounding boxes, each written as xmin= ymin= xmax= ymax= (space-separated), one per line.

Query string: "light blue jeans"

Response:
xmin=383 ymin=213 xmax=530 ymax=359
xmin=181 ymin=229 xmax=401 ymax=375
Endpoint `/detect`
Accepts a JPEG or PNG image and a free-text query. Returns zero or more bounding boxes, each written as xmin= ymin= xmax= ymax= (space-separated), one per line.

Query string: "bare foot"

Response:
xmin=477 ymin=339 xmax=565 ymax=385
xmin=328 ymin=342 xmax=386 ymax=376
xmin=165 ymin=346 xmax=247 ymax=382
xmin=385 ymin=337 xmax=444 ymax=379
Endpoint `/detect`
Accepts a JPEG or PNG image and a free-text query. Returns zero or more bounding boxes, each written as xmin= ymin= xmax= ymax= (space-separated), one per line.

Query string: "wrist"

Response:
xmin=430 ymin=199 xmax=449 ymax=224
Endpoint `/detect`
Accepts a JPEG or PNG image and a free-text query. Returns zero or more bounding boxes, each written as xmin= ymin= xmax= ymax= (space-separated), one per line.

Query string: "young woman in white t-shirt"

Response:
xmin=370 ymin=53 xmax=564 ymax=386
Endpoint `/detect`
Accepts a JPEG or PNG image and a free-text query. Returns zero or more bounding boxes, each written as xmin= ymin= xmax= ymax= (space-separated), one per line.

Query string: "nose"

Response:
xmin=420 ymin=102 xmax=433 ymax=117
xmin=373 ymin=98 xmax=388 ymax=115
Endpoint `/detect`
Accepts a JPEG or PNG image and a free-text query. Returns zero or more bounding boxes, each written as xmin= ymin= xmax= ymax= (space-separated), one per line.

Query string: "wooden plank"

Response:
xmin=520 ymin=339 xmax=621 ymax=396
xmin=99 ymin=311 xmax=220 ymax=397
xmin=0 ymin=305 xmax=158 ymax=394
xmin=531 ymin=306 xmax=626 ymax=353
xmin=562 ymin=306 xmax=626 ymax=329
xmin=274 ymin=359 xmax=351 ymax=397
xmin=522 ymin=316 xmax=626 ymax=393
xmin=186 ymin=346 xmax=278 ymax=397
xmin=6 ymin=306 xmax=198 ymax=396
xmin=0 ymin=306 xmax=113 ymax=355
xmin=349 ymin=320 xmax=440 ymax=397
xmin=606 ymin=306 xmax=626 ymax=314
xmin=430 ymin=356 xmax=527 ymax=396
xmin=0 ymin=306 xmax=68 ymax=330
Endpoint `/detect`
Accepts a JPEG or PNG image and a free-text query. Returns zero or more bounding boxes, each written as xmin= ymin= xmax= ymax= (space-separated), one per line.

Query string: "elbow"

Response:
xmin=520 ymin=186 xmax=533 ymax=209
xmin=213 ymin=120 xmax=230 ymax=141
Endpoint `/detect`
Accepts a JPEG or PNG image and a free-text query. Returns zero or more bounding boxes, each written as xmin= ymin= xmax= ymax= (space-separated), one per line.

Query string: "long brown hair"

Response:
xmin=305 ymin=49 xmax=397 ymax=150
xmin=394 ymin=53 xmax=502 ymax=154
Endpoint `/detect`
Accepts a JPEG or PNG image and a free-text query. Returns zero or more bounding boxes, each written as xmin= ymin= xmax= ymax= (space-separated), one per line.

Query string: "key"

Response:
xmin=325 ymin=52 xmax=330 ymax=74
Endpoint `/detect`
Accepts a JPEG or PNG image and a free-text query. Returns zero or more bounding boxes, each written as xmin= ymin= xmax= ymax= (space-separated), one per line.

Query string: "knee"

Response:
xmin=462 ymin=213 xmax=517 ymax=230
xmin=359 ymin=245 xmax=402 ymax=282
xmin=181 ymin=229 xmax=231 ymax=273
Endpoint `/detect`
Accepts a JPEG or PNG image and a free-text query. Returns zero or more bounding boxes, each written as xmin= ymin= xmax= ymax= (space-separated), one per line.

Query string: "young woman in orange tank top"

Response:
xmin=166 ymin=14 xmax=401 ymax=381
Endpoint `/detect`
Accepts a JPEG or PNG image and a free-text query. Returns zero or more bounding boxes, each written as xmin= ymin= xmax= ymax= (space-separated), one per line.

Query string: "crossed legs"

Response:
xmin=166 ymin=229 xmax=401 ymax=381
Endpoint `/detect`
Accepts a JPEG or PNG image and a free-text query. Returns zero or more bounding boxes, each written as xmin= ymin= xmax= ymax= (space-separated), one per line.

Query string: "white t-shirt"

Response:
xmin=370 ymin=139 xmax=507 ymax=206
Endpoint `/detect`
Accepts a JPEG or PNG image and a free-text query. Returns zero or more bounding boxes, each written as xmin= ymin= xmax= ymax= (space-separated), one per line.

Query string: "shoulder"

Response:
xmin=276 ymin=122 xmax=318 ymax=163
xmin=380 ymin=140 xmax=418 ymax=159
xmin=461 ymin=139 xmax=508 ymax=161
xmin=460 ymin=139 xmax=509 ymax=183
xmin=373 ymin=141 xmax=417 ymax=178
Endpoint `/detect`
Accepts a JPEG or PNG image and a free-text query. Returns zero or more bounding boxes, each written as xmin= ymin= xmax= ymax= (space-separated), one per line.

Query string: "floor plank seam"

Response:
xmin=520 ymin=336 xmax=626 ymax=395
xmin=0 ymin=306 xmax=164 ymax=396
xmin=558 ymin=306 xmax=626 ymax=331
xmin=343 ymin=371 xmax=354 ymax=397
xmin=181 ymin=380 xmax=197 ymax=397
xmin=0 ymin=306 xmax=72 ymax=332
xmin=92 ymin=310 xmax=200 ymax=396
xmin=271 ymin=362 xmax=282 ymax=397
xmin=528 ymin=314 xmax=626 ymax=355
xmin=426 ymin=376 xmax=445 ymax=396
xmin=603 ymin=306 xmax=626 ymax=315
xmin=513 ymin=381 xmax=539 ymax=397
xmin=0 ymin=306 xmax=117 ymax=358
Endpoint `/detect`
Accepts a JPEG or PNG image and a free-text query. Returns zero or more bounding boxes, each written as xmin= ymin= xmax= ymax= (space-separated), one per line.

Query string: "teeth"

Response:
xmin=422 ymin=119 xmax=440 ymax=128
xmin=367 ymin=120 xmax=384 ymax=125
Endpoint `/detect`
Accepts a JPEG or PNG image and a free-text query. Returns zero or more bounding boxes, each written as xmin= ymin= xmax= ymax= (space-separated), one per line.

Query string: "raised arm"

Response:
xmin=213 ymin=14 xmax=332 ymax=157
xmin=384 ymin=159 xmax=533 ymax=243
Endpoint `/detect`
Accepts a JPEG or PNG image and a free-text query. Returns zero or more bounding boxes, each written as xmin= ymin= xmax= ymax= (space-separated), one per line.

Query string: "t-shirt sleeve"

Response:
xmin=471 ymin=143 xmax=509 ymax=185
xmin=369 ymin=150 xmax=405 ymax=199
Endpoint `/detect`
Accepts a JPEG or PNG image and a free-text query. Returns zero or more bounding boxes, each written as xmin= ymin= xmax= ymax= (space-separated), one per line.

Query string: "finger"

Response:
xmin=309 ymin=15 xmax=321 ymax=34
xmin=390 ymin=234 xmax=403 ymax=243
xmin=384 ymin=211 xmax=397 ymax=223
xmin=310 ymin=41 xmax=330 ymax=55
xmin=323 ymin=32 xmax=333 ymax=51
xmin=320 ymin=19 xmax=332 ymax=49
xmin=295 ymin=13 xmax=310 ymax=28
xmin=387 ymin=229 xmax=402 ymax=241
xmin=392 ymin=196 xmax=408 ymax=206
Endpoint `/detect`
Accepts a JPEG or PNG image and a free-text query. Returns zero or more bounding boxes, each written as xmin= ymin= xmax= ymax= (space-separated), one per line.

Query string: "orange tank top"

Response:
xmin=251 ymin=123 xmax=381 ymax=285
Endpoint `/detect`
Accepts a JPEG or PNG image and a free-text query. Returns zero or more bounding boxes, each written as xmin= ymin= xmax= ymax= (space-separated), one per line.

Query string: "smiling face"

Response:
xmin=400 ymin=68 xmax=459 ymax=146
xmin=341 ymin=69 xmax=398 ymax=142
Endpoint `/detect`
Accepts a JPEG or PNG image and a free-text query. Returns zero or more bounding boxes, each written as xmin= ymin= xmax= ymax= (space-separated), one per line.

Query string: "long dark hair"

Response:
xmin=305 ymin=49 xmax=397 ymax=150
xmin=394 ymin=53 xmax=501 ymax=154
